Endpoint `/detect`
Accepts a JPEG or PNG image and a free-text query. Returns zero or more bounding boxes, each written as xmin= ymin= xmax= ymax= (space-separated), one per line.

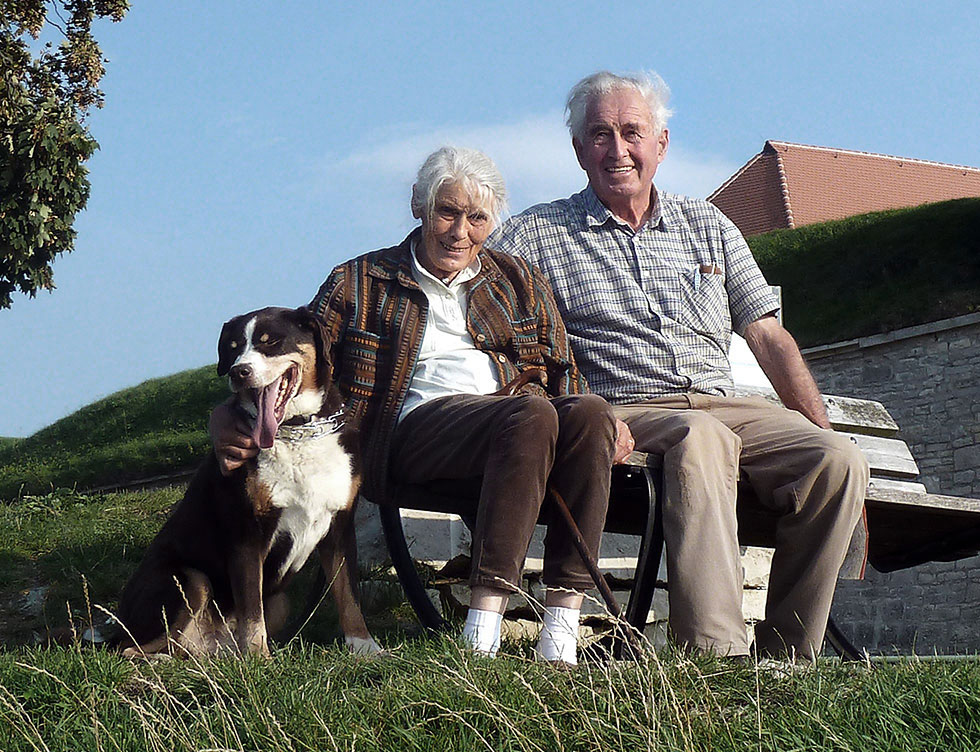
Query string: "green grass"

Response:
xmin=749 ymin=197 xmax=980 ymax=347
xmin=1 ymin=640 xmax=979 ymax=751
xmin=0 ymin=366 xmax=227 ymax=500
xmin=2 ymin=487 xmax=979 ymax=750
xmin=0 ymin=487 xmax=179 ymax=645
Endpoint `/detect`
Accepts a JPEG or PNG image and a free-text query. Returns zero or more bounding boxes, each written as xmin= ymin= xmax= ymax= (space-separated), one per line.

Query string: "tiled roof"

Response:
xmin=708 ymin=141 xmax=980 ymax=236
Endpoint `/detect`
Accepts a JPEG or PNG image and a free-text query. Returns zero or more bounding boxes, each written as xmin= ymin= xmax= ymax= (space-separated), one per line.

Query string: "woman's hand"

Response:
xmin=612 ymin=418 xmax=635 ymax=464
xmin=210 ymin=400 xmax=259 ymax=475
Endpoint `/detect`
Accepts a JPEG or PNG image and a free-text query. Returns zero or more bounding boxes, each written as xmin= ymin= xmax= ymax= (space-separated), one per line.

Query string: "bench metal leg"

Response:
xmin=378 ymin=505 xmax=449 ymax=631
xmin=624 ymin=466 xmax=665 ymax=632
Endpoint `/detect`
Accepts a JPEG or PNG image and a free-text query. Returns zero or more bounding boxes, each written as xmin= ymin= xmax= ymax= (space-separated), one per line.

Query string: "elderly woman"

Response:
xmin=214 ymin=146 xmax=629 ymax=665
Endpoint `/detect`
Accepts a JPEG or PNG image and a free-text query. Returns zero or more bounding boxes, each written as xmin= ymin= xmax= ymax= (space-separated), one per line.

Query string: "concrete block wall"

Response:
xmin=805 ymin=313 xmax=980 ymax=654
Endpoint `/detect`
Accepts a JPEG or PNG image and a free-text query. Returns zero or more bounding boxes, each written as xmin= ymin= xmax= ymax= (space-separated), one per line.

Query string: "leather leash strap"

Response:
xmin=494 ymin=370 xmax=643 ymax=652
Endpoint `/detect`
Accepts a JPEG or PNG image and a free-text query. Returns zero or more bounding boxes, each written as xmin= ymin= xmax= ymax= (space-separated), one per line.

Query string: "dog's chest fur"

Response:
xmin=254 ymin=430 xmax=354 ymax=579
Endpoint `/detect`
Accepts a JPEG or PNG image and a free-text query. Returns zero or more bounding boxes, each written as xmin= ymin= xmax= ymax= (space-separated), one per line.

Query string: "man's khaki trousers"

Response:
xmin=616 ymin=394 xmax=869 ymax=660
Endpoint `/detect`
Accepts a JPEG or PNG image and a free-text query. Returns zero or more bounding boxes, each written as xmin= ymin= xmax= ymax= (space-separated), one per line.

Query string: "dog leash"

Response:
xmin=494 ymin=370 xmax=643 ymax=652
xmin=547 ymin=483 xmax=644 ymax=655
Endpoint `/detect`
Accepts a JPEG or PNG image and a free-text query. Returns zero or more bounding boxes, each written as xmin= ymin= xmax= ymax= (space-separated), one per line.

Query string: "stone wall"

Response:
xmin=805 ymin=313 xmax=980 ymax=654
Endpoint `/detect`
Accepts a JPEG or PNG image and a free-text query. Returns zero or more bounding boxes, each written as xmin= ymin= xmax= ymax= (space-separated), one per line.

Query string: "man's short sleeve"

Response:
xmin=721 ymin=213 xmax=780 ymax=335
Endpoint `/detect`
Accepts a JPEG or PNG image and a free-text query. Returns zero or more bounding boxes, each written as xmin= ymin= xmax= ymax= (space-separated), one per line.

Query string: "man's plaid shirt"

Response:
xmin=491 ymin=186 xmax=779 ymax=403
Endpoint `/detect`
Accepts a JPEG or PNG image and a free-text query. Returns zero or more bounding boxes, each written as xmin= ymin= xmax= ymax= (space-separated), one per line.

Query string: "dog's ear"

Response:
xmin=294 ymin=306 xmax=334 ymax=381
xmin=216 ymin=318 xmax=237 ymax=376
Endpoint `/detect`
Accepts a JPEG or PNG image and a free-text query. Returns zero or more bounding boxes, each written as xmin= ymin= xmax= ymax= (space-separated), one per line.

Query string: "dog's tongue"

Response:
xmin=252 ymin=378 xmax=283 ymax=449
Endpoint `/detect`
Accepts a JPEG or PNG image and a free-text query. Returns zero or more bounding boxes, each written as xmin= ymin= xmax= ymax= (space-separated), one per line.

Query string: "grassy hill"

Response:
xmin=2 ymin=197 xmax=977 ymax=498
xmin=749 ymin=197 xmax=980 ymax=348
xmin=0 ymin=366 xmax=226 ymax=500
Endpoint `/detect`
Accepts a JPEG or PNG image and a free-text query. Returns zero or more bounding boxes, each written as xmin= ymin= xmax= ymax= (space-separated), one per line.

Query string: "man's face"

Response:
xmin=417 ymin=181 xmax=493 ymax=283
xmin=573 ymin=88 xmax=668 ymax=211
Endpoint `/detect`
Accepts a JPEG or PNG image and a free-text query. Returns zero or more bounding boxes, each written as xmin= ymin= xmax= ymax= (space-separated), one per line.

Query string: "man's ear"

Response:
xmin=572 ymin=138 xmax=586 ymax=171
xmin=657 ymin=128 xmax=669 ymax=164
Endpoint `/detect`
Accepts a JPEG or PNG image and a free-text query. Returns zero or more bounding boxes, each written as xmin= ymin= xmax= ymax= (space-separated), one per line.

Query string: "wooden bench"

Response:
xmin=375 ymin=388 xmax=980 ymax=658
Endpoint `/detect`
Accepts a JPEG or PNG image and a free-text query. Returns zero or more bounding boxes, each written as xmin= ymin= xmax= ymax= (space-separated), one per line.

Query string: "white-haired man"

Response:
xmin=492 ymin=71 xmax=869 ymax=661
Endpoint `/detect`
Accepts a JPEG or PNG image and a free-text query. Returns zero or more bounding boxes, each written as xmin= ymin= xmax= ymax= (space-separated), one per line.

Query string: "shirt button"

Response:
xmin=497 ymin=353 xmax=506 ymax=363
xmin=475 ymin=334 xmax=486 ymax=343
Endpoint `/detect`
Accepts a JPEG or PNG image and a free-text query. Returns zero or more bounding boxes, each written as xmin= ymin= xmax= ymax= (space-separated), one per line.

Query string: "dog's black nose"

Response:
xmin=229 ymin=364 xmax=252 ymax=384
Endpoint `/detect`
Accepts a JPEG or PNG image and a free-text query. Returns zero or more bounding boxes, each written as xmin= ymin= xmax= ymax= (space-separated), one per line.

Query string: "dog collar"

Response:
xmin=275 ymin=408 xmax=346 ymax=443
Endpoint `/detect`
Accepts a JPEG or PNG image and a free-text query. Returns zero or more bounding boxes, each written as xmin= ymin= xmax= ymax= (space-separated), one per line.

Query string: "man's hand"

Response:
xmin=210 ymin=400 xmax=258 ymax=475
xmin=612 ymin=418 xmax=635 ymax=464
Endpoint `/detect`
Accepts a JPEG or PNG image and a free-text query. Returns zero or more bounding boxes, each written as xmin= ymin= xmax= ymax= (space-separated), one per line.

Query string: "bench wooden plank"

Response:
xmin=845 ymin=433 xmax=920 ymax=479
xmin=865 ymin=483 xmax=980 ymax=516
xmin=866 ymin=477 xmax=927 ymax=494
xmin=628 ymin=431 xmax=921 ymax=483
xmin=732 ymin=387 xmax=901 ymax=437
xmin=824 ymin=394 xmax=901 ymax=437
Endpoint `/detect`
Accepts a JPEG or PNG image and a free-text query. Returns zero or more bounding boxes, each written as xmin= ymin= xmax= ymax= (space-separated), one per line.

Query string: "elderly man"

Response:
xmin=492 ymin=71 xmax=869 ymax=661
xmin=213 ymin=146 xmax=629 ymax=665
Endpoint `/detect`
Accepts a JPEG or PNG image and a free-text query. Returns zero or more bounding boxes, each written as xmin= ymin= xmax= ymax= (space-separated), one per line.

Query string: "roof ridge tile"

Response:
xmin=768 ymin=141 xmax=980 ymax=173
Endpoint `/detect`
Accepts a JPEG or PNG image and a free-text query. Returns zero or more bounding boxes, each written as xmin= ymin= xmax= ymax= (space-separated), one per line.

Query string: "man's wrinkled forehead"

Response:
xmin=583 ymin=88 xmax=656 ymax=132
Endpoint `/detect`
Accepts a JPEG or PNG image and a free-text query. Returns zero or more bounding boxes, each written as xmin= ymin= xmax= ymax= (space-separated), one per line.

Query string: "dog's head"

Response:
xmin=217 ymin=306 xmax=332 ymax=449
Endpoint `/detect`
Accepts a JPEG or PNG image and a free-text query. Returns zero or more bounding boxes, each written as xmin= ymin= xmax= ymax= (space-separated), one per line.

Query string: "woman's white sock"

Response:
xmin=461 ymin=608 xmax=503 ymax=656
xmin=535 ymin=606 xmax=580 ymax=664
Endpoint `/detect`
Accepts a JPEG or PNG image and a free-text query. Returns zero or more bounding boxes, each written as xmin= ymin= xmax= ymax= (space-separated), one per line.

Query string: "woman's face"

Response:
xmin=417 ymin=182 xmax=493 ymax=283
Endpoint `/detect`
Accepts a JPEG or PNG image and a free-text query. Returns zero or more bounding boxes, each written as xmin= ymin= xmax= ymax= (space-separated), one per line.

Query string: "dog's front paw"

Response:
xmin=345 ymin=635 xmax=384 ymax=656
xmin=236 ymin=625 xmax=271 ymax=658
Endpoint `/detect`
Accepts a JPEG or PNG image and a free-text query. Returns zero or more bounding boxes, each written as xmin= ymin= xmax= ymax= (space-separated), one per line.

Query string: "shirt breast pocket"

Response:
xmin=675 ymin=270 xmax=730 ymax=336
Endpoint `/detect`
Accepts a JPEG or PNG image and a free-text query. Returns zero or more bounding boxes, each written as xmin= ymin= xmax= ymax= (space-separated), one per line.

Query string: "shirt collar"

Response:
xmin=581 ymin=183 xmax=666 ymax=232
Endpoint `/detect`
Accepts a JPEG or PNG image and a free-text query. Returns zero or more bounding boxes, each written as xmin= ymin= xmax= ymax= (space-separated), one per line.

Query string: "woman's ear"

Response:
xmin=411 ymin=183 xmax=423 ymax=219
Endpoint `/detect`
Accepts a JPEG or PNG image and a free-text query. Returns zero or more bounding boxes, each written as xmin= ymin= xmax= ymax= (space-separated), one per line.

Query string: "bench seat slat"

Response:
xmin=845 ymin=433 xmax=920 ymax=479
xmin=731 ymin=387 xmax=901 ymax=437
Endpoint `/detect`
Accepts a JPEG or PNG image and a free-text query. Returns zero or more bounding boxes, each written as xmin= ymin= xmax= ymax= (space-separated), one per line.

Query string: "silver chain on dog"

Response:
xmin=276 ymin=407 xmax=346 ymax=443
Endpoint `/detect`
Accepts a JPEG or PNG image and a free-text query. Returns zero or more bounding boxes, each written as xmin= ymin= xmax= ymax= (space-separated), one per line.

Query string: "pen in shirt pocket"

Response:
xmin=696 ymin=263 xmax=723 ymax=291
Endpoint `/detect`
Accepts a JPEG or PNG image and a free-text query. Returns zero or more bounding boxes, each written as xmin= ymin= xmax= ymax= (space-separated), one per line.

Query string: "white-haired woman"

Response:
xmin=213 ymin=146 xmax=631 ymax=665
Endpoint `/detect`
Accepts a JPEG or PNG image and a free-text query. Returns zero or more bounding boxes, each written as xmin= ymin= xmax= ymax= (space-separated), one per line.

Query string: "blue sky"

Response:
xmin=2 ymin=1 xmax=979 ymax=437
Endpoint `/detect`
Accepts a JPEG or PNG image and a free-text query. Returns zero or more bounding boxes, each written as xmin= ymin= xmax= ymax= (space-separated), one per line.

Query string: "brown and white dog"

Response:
xmin=114 ymin=306 xmax=380 ymax=658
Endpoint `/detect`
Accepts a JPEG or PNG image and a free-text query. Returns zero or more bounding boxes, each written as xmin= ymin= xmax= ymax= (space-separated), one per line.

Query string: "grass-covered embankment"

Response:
xmin=2 ymin=640 xmax=980 ymax=751
xmin=1 ymin=485 xmax=979 ymax=751
xmin=0 ymin=366 xmax=226 ymax=499
xmin=3 ymin=198 xmax=977 ymax=500
xmin=749 ymin=197 xmax=980 ymax=347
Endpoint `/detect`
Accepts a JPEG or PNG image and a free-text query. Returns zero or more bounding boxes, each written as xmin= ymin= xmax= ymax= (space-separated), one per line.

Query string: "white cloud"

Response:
xmin=655 ymin=148 xmax=740 ymax=200
xmin=312 ymin=111 xmax=739 ymax=227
